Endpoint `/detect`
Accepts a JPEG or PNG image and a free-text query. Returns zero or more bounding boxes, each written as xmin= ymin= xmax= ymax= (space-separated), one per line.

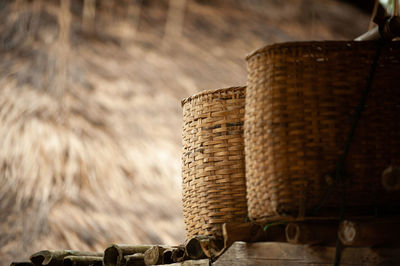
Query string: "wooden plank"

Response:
xmin=160 ymin=259 xmax=210 ymax=266
xmin=213 ymin=242 xmax=400 ymax=266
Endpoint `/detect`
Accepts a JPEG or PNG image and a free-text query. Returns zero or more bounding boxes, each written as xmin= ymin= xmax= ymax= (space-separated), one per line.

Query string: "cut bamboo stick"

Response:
xmin=63 ymin=256 xmax=102 ymax=266
xmin=382 ymin=166 xmax=400 ymax=191
xmin=338 ymin=219 xmax=400 ymax=246
xmin=143 ymin=246 xmax=165 ymax=265
xmin=200 ymin=237 xmax=224 ymax=259
xmin=171 ymin=247 xmax=186 ymax=263
xmin=103 ymin=244 xmax=152 ymax=266
xmin=162 ymin=249 xmax=174 ymax=264
xmin=124 ymin=253 xmax=145 ymax=266
xmin=285 ymin=222 xmax=338 ymax=245
xmin=185 ymin=236 xmax=223 ymax=259
xmin=30 ymin=251 xmax=102 ymax=266
xmin=185 ymin=237 xmax=207 ymax=260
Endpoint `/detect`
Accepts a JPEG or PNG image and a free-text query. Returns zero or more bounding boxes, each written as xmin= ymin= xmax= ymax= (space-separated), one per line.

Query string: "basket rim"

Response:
xmin=181 ymin=86 xmax=246 ymax=107
xmin=245 ymin=40 xmax=391 ymax=61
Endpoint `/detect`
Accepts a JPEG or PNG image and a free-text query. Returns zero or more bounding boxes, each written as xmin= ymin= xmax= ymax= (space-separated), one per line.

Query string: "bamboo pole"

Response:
xmin=124 ymin=253 xmax=145 ymax=266
xmin=30 ymin=251 xmax=102 ymax=266
xmin=285 ymin=222 xmax=338 ymax=245
xmin=63 ymin=256 xmax=102 ymax=266
xmin=382 ymin=166 xmax=400 ymax=191
xmin=355 ymin=16 xmax=400 ymax=41
xmin=222 ymin=222 xmax=286 ymax=249
xmin=103 ymin=244 xmax=152 ymax=266
xmin=355 ymin=26 xmax=381 ymax=41
xmin=338 ymin=219 xmax=400 ymax=246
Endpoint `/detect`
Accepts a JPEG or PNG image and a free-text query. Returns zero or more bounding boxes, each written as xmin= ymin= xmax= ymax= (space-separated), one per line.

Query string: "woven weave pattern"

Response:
xmin=245 ymin=41 xmax=400 ymax=220
xmin=182 ymin=87 xmax=247 ymax=238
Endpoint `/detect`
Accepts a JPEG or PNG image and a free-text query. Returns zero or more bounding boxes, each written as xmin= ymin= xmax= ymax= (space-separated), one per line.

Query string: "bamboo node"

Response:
xmin=339 ymin=220 xmax=357 ymax=245
xmin=382 ymin=166 xmax=400 ymax=191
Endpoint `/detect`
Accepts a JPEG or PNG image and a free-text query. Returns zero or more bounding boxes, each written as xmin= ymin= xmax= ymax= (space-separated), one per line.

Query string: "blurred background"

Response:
xmin=0 ymin=0 xmax=373 ymax=264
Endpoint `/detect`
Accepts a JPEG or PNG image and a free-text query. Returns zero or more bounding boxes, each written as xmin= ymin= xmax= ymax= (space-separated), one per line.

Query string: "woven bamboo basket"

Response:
xmin=245 ymin=41 xmax=400 ymax=220
xmin=182 ymin=86 xmax=247 ymax=238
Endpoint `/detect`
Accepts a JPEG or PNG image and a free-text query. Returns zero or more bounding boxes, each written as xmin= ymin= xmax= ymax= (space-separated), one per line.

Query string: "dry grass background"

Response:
xmin=0 ymin=0 xmax=368 ymax=264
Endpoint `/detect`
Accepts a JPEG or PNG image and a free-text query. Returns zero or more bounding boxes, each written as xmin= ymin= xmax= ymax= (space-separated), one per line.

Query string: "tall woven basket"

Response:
xmin=245 ymin=41 xmax=400 ymax=220
xmin=182 ymin=86 xmax=247 ymax=238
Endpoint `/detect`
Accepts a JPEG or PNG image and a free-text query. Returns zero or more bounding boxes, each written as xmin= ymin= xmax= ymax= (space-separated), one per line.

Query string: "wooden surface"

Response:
xmin=213 ymin=242 xmax=400 ymax=266
xmin=160 ymin=259 xmax=210 ymax=266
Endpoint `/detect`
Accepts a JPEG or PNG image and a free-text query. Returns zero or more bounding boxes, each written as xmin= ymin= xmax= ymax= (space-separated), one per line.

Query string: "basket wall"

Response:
xmin=245 ymin=41 xmax=400 ymax=220
xmin=182 ymin=87 xmax=247 ymax=238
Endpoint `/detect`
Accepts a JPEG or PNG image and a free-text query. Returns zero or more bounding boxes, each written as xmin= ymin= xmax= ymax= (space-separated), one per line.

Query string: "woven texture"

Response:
xmin=245 ymin=41 xmax=400 ymax=220
xmin=182 ymin=87 xmax=247 ymax=238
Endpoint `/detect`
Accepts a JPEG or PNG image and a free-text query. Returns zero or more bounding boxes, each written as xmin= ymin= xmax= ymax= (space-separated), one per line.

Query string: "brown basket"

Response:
xmin=245 ymin=41 xmax=400 ymax=220
xmin=182 ymin=86 xmax=247 ymax=238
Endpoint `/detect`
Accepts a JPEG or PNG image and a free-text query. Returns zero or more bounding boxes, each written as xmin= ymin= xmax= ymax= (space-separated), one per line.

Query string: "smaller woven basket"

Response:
xmin=182 ymin=86 xmax=247 ymax=239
